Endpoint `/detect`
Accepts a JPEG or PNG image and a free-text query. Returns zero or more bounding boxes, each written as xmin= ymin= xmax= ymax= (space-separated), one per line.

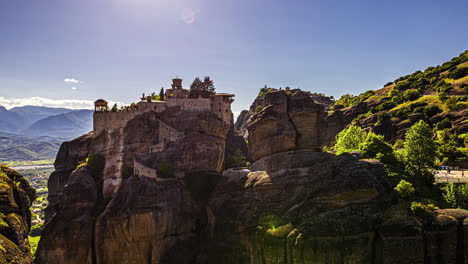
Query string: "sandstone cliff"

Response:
xmin=36 ymin=89 xmax=467 ymax=263
xmin=35 ymin=107 xmax=230 ymax=264
xmin=0 ymin=165 xmax=36 ymax=264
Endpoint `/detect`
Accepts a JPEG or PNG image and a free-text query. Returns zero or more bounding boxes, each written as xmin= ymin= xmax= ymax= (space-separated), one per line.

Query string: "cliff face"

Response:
xmin=36 ymin=90 xmax=467 ymax=263
xmin=36 ymin=108 xmax=230 ymax=264
xmin=0 ymin=165 xmax=36 ymax=264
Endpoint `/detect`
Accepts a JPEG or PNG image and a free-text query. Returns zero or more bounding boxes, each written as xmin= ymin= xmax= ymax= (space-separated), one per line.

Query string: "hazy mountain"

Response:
xmin=9 ymin=106 xmax=74 ymax=127
xmin=0 ymin=106 xmax=25 ymax=132
xmin=21 ymin=110 xmax=93 ymax=138
xmin=0 ymin=132 xmax=62 ymax=161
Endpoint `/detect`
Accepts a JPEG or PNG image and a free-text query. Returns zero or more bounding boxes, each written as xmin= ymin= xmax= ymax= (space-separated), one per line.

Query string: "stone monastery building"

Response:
xmin=93 ymin=78 xmax=234 ymax=135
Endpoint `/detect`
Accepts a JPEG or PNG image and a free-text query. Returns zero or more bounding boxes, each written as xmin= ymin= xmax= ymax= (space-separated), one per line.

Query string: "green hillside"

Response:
xmin=330 ymin=50 xmax=468 ymax=165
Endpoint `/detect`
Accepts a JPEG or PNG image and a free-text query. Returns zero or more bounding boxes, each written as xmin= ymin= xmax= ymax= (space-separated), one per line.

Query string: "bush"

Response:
xmin=30 ymin=223 xmax=44 ymax=236
xmin=86 ymin=154 xmax=105 ymax=179
xmin=158 ymin=160 xmax=174 ymax=178
xmin=438 ymin=91 xmax=448 ymax=101
xmin=334 ymin=125 xmax=366 ymax=154
xmin=442 ymin=183 xmax=468 ymax=209
xmin=267 ymin=223 xmax=294 ymax=238
xmin=395 ymin=80 xmax=411 ymax=91
xmin=423 ymin=105 xmax=441 ymax=117
xmin=387 ymin=88 xmax=399 ymax=98
xmin=394 ymin=180 xmax=415 ymax=199
xmin=402 ymin=89 xmax=420 ymax=102
xmin=359 ymin=132 xmax=393 ymax=160
xmin=435 ymin=118 xmax=452 ymax=130
xmin=377 ymin=112 xmax=391 ymax=123
xmin=447 ymin=67 xmax=468 ymax=79
xmin=410 ymin=201 xmax=438 ymax=217
xmin=384 ymin=81 xmax=394 ymax=87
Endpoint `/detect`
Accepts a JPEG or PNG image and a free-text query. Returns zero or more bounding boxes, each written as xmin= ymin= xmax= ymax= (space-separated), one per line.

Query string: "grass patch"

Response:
xmin=0 ymin=160 xmax=54 ymax=167
xmin=29 ymin=235 xmax=40 ymax=255
xmin=444 ymin=76 xmax=468 ymax=85
xmin=389 ymin=96 xmax=447 ymax=112
xmin=0 ymin=215 xmax=8 ymax=228
xmin=456 ymin=61 xmax=468 ymax=69
xmin=267 ymin=223 xmax=294 ymax=238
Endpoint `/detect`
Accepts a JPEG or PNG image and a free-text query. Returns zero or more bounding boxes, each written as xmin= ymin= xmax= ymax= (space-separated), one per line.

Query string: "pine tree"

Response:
xmin=111 ymin=103 xmax=118 ymax=112
xmin=159 ymin=87 xmax=165 ymax=101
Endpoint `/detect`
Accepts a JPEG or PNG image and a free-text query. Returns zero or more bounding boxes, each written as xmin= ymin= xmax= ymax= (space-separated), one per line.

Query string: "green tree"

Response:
xmin=394 ymin=180 xmax=415 ymax=199
xmin=159 ymin=87 xmax=165 ymax=101
xmin=189 ymin=76 xmax=215 ymax=98
xmin=442 ymin=183 xmax=468 ymax=209
xmin=401 ymin=120 xmax=437 ymax=184
xmin=359 ymin=132 xmax=393 ymax=160
xmin=158 ymin=160 xmax=174 ymax=178
xmin=111 ymin=103 xmax=118 ymax=112
xmin=334 ymin=125 xmax=366 ymax=154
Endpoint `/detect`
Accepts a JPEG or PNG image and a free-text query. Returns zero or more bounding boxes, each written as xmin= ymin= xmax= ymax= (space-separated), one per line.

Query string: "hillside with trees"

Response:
xmin=327 ymin=50 xmax=467 ymax=165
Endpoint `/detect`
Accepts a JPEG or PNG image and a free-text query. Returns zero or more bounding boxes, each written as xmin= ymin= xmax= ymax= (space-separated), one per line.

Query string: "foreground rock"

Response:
xmin=0 ymin=165 xmax=36 ymax=264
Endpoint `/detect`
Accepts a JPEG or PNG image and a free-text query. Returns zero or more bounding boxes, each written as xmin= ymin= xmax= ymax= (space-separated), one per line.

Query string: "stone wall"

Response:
xmin=166 ymin=98 xmax=211 ymax=111
xmin=133 ymin=159 xmax=176 ymax=181
xmin=211 ymin=95 xmax=232 ymax=124
xmin=159 ymin=120 xmax=184 ymax=143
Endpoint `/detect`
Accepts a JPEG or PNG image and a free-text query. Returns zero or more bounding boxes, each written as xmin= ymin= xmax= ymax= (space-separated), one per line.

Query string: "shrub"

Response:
xmin=395 ymin=80 xmax=411 ymax=91
xmin=377 ymin=112 xmax=391 ymax=123
xmin=334 ymin=125 xmax=366 ymax=154
xmin=254 ymin=105 xmax=263 ymax=114
xmin=394 ymin=180 xmax=415 ymax=199
xmin=442 ymin=183 xmax=468 ymax=209
xmin=410 ymin=201 xmax=438 ymax=217
xmin=447 ymin=67 xmax=468 ymax=79
xmin=30 ymin=223 xmax=44 ymax=236
xmin=423 ymin=105 xmax=441 ymax=117
xmin=384 ymin=81 xmax=394 ymax=87
xmin=387 ymin=88 xmax=399 ymax=98
xmin=435 ymin=118 xmax=452 ymax=130
xmin=158 ymin=160 xmax=174 ymax=178
xmin=402 ymin=89 xmax=420 ymax=102
xmin=267 ymin=223 xmax=294 ymax=238
xmin=86 ymin=154 xmax=105 ymax=179
xmin=258 ymin=213 xmax=283 ymax=229
xmin=438 ymin=91 xmax=448 ymax=101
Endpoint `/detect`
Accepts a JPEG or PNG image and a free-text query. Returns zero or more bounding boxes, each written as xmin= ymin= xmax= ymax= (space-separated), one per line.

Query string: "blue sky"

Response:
xmin=0 ymin=0 xmax=467 ymax=115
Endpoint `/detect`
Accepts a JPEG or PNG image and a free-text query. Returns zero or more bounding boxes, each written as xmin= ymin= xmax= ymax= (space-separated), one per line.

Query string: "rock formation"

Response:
xmin=35 ymin=107 xmax=230 ymax=264
xmin=36 ymin=89 xmax=468 ymax=263
xmin=0 ymin=165 xmax=36 ymax=264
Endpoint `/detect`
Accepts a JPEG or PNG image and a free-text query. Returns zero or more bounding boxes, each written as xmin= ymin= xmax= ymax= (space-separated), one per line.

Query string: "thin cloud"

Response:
xmin=64 ymin=78 xmax=80 ymax=84
xmin=71 ymin=87 xmax=78 ymax=90
xmin=180 ymin=8 xmax=198 ymax=24
xmin=0 ymin=96 xmax=125 ymax=110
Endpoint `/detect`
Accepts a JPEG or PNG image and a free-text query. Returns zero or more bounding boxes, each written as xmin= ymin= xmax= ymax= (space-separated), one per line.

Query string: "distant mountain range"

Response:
xmin=0 ymin=106 xmax=93 ymax=138
xmin=0 ymin=106 xmax=93 ymax=161
xmin=0 ymin=132 xmax=63 ymax=161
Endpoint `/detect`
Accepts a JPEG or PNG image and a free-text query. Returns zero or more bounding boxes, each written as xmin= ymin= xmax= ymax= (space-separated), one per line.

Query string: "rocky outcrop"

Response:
xmin=0 ymin=165 xmax=36 ymax=264
xmin=36 ymin=88 xmax=467 ymax=263
xmin=247 ymin=90 xmax=325 ymax=161
xmin=206 ymin=153 xmax=395 ymax=263
xmin=36 ymin=107 xmax=230 ymax=264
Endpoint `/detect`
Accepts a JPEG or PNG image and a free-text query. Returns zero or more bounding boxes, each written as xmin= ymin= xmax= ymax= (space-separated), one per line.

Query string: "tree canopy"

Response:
xmin=334 ymin=125 xmax=366 ymax=154
xmin=401 ymin=120 xmax=437 ymax=184
xmin=189 ymin=76 xmax=215 ymax=98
